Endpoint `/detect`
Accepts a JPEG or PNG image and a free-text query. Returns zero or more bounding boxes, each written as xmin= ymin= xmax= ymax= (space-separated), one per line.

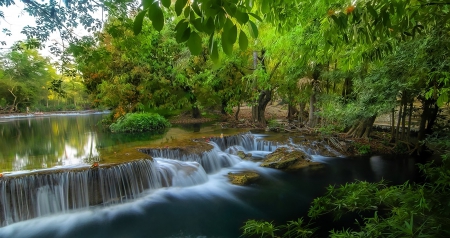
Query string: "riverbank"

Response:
xmin=0 ymin=110 xmax=110 ymax=119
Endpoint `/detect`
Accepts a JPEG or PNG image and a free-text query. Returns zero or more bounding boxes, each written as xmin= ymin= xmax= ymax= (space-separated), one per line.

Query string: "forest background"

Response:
xmin=1 ymin=0 xmax=450 ymax=236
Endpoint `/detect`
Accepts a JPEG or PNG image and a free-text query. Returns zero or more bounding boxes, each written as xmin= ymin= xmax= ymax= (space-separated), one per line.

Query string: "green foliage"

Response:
xmin=241 ymin=218 xmax=316 ymax=238
xmin=241 ymin=220 xmax=278 ymax=238
xmin=353 ymin=143 xmax=371 ymax=155
xmin=267 ymin=119 xmax=281 ymax=131
xmin=109 ymin=113 xmax=171 ymax=133
xmin=243 ymin=134 xmax=450 ymax=238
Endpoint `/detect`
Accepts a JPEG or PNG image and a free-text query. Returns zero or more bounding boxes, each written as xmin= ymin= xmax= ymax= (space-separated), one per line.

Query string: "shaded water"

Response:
xmin=0 ymin=114 xmax=420 ymax=237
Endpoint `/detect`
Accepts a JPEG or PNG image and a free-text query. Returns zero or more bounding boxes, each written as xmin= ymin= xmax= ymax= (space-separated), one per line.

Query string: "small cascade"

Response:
xmin=155 ymin=159 xmax=208 ymax=187
xmin=209 ymin=133 xmax=280 ymax=152
xmin=0 ymin=159 xmax=162 ymax=227
xmin=142 ymin=147 xmax=241 ymax=173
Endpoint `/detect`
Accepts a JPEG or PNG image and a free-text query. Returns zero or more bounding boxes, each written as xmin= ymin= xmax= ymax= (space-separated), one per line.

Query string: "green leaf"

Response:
xmin=437 ymin=93 xmax=449 ymax=107
xmin=239 ymin=30 xmax=248 ymax=51
xmin=175 ymin=0 xmax=188 ymax=16
xmin=261 ymin=0 xmax=270 ymax=14
xmin=184 ymin=5 xmax=191 ymax=18
xmin=248 ymin=12 xmax=263 ymax=22
xmin=142 ymin=0 xmax=153 ymax=9
xmin=216 ymin=11 xmax=226 ymax=30
xmin=211 ymin=40 xmax=219 ymax=63
xmin=248 ymin=20 xmax=258 ymax=38
xmin=223 ymin=3 xmax=237 ymax=17
xmin=176 ymin=24 xmax=191 ymax=43
xmin=227 ymin=24 xmax=237 ymax=44
xmin=148 ymin=3 xmax=164 ymax=31
xmin=224 ymin=18 xmax=234 ymax=31
xmin=209 ymin=34 xmax=219 ymax=63
xmin=133 ymin=10 xmax=147 ymax=35
xmin=222 ymin=30 xmax=233 ymax=55
xmin=192 ymin=2 xmax=202 ymax=16
xmin=192 ymin=18 xmax=204 ymax=32
xmin=235 ymin=10 xmax=249 ymax=25
xmin=204 ymin=17 xmax=215 ymax=35
xmin=188 ymin=31 xmax=202 ymax=55
xmin=366 ymin=4 xmax=378 ymax=19
xmin=161 ymin=0 xmax=170 ymax=8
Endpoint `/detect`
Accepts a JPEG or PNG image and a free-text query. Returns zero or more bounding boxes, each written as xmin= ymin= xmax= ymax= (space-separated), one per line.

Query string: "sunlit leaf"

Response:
xmin=248 ymin=20 xmax=258 ymax=38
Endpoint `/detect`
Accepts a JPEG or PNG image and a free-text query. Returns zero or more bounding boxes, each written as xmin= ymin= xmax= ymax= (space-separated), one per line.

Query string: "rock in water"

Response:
xmin=260 ymin=147 xmax=321 ymax=170
xmin=227 ymin=171 xmax=260 ymax=185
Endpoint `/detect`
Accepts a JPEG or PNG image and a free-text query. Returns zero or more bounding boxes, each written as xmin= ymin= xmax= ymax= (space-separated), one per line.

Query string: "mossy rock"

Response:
xmin=261 ymin=147 xmax=321 ymax=170
xmin=237 ymin=151 xmax=253 ymax=160
xmin=227 ymin=171 xmax=260 ymax=186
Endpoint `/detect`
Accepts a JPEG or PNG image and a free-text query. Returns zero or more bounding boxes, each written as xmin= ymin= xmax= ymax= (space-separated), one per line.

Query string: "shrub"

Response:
xmin=109 ymin=112 xmax=171 ymax=133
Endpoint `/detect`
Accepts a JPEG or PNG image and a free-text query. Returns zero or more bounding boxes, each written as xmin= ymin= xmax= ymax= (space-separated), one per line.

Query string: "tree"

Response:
xmin=0 ymin=44 xmax=58 ymax=112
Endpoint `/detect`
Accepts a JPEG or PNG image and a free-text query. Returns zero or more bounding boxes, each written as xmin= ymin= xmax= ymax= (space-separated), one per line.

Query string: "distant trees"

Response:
xmin=0 ymin=44 xmax=88 ymax=112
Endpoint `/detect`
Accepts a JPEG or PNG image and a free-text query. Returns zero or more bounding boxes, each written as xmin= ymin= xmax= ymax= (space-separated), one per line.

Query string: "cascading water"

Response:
xmin=0 ymin=159 xmax=163 ymax=226
xmin=0 ymin=132 xmax=321 ymax=230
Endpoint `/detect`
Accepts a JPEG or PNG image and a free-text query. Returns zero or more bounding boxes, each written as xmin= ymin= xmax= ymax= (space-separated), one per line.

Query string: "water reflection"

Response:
xmin=0 ymin=114 xmax=243 ymax=173
xmin=0 ymin=115 xmax=104 ymax=172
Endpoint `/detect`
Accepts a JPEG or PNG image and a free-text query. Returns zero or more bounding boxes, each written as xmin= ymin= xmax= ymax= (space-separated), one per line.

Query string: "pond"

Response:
xmin=0 ymin=114 xmax=420 ymax=238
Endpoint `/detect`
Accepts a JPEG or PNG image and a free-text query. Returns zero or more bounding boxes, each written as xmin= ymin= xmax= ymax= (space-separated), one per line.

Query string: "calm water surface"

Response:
xmin=0 ymin=113 xmax=242 ymax=173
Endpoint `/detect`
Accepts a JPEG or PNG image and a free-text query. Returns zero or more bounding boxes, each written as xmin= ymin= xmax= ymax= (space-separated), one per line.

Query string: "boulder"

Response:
xmin=227 ymin=171 xmax=260 ymax=185
xmin=261 ymin=147 xmax=322 ymax=170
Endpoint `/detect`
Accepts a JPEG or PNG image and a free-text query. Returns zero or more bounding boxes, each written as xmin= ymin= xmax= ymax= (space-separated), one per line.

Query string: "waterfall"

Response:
xmin=0 ymin=159 xmax=162 ymax=226
xmin=142 ymin=146 xmax=241 ymax=173
xmin=209 ymin=133 xmax=279 ymax=151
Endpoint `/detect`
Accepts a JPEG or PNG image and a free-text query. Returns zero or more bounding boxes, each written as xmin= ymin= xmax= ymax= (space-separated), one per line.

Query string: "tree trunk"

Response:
xmin=390 ymin=108 xmax=396 ymax=143
xmin=307 ymin=91 xmax=317 ymax=127
xmin=417 ymin=99 xmax=432 ymax=154
xmin=395 ymin=100 xmax=403 ymax=142
xmin=298 ymin=102 xmax=306 ymax=123
xmin=401 ymin=98 xmax=408 ymax=140
xmin=252 ymin=89 xmax=272 ymax=126
xmin=426 ymin=103 xmax=439 ymax=134
xmin=221 ymin=100 xmax=227 ymax=115
xmin=192 ymin=105 xmax=201 ymax=118
xmin=235 ymin=103 xmax=240 ymax=120
xmin=287 ymin=104 xmax=298 ymax=119
xmin=347 ymin=115 xmax=376 ymax=138
xmin=407 ymin=101 xmax=413 ymax=143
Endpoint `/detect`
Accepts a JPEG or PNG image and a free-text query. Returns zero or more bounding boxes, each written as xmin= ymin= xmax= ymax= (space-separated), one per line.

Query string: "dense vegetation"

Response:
xmin=241 ymin=137 xmax=450 ymax=237
xmin=109 ymin=112 xmax=171 ymax=132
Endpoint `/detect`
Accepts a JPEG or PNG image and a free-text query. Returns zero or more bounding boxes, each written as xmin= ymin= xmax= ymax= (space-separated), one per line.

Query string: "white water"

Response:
xmin=0 ymin=133 xmax=324 ymax=234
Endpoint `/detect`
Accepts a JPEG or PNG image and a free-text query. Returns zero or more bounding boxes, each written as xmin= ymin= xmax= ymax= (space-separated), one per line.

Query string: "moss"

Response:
xmin=260 ymin=147 xmax=322 ymax=171
xmin=227 ymin=171 xmax=260 ymax=185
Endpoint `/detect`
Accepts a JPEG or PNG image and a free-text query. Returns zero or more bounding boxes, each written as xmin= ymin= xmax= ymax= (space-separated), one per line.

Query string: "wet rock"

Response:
xmin=227 ymin=171 xmax=260 ymax=185
xmin=237 ymin=151 xmax=252 ymax=160
xmin=261 ymin=147 xmax=321 ymax=170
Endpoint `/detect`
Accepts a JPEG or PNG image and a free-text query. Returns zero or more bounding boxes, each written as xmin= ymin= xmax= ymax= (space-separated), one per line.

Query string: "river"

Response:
xmin=0 ymin=113 xmax=419 ymax=237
